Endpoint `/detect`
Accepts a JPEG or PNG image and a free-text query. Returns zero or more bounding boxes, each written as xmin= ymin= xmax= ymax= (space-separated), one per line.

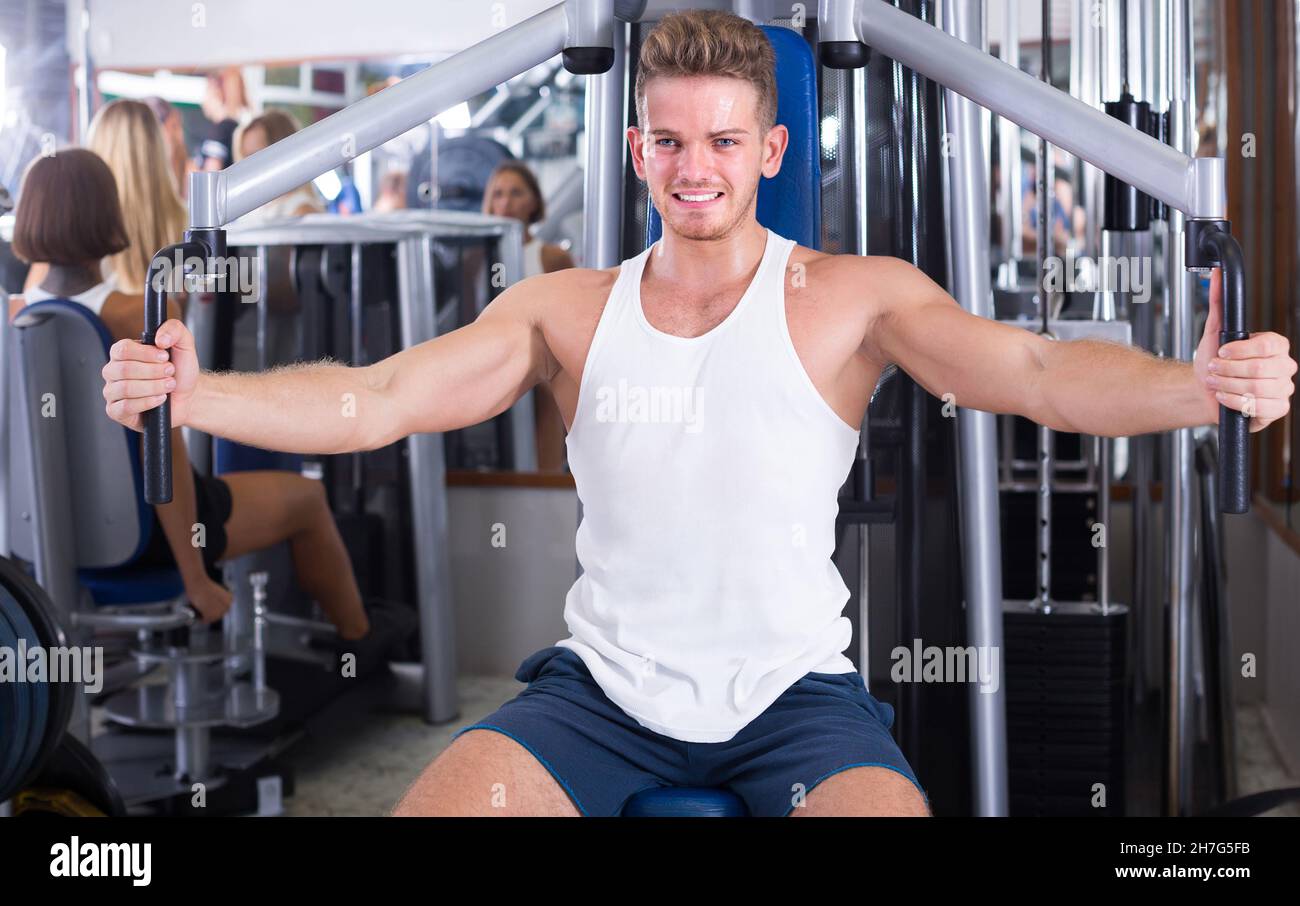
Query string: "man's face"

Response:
xmin=629 ymin=76 xmax=786 ymax=242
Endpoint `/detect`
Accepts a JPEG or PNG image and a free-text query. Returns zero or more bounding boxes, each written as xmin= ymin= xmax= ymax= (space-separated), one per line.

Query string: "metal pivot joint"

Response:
xmin=818 ymin=0 xmax=870 ymax=69
xmin=563 ymin=0 xmax=615 ymax=74
xmin=1184 ymin=220 xmax=1250 ymax=514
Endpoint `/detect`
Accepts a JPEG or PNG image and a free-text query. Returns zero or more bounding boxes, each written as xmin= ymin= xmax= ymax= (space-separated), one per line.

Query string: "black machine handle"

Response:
xmin=1186 ymin=222 xmax=1249 ymax=514
xmin=142 ymin=236 xmax=220 ymax=504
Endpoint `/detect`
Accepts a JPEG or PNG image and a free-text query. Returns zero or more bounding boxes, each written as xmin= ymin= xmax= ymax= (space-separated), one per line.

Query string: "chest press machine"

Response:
xmin=138 ymin=0 xmax=1248 ymax=818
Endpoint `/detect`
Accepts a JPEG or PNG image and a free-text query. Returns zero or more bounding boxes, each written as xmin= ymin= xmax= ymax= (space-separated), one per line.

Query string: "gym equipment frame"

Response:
xmin=137 ymin=0 xmax=1247 ymax=816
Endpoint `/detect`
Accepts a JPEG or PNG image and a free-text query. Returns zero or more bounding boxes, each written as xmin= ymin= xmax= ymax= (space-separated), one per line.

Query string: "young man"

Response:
xmin=103 ymin=11 xmax=1295 ymax=816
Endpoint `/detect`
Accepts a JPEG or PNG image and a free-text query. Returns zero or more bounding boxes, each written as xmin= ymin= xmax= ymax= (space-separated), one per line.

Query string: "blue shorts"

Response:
xmin=453 ymin=646 xmax=926 ymax=817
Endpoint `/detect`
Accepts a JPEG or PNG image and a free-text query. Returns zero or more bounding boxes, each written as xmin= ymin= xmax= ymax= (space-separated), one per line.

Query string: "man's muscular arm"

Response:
xmin=104 ymin=271 xmax=563 ymax=453
xmin=859 ymin=258 xmax=1051 ymax=424
xmin=861 ymin=257 xmax=1295 ymax=437
xmin=360 ymin=272 xmax=557 ymax=448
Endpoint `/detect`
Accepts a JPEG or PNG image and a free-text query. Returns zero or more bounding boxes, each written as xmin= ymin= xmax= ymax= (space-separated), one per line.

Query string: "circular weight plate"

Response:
xmin=412 ymin=135 xmax=513 ymax=212
xmin=0 ymin=557 xmax=74 ymax=788
xmin=32 ymin=733 xmax=126 ymax=817
xmin=102 ymin=682 xmax=278 ymax=729
xmin=1 ymin=585 xmax=49 ymax=797
xmin=0 ymin=592 xmax=33 ymax=801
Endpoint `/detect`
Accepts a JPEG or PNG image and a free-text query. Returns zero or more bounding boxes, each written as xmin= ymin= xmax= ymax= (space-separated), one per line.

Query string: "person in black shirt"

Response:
xmin=197 ymin=69 xmax=247 ymax=171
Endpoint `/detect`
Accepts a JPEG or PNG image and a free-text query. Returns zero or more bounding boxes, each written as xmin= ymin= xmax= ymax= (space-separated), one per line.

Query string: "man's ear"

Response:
xmin=627 ymin=126 xmax=649 ymax=180
xmin=761 ymin=123 xmax=789 ymax=179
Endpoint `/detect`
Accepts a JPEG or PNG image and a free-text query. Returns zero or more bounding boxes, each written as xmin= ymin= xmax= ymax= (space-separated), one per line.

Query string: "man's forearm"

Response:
xmin=1037 ymin=339 xmax=1218 ymax=437
xmin=189 ymin=361 xmax=380 ymax=454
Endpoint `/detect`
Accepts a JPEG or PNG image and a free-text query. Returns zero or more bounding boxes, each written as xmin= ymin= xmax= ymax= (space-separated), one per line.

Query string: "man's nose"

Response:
xmin=674 ymin=141 xmax=718 ymax=181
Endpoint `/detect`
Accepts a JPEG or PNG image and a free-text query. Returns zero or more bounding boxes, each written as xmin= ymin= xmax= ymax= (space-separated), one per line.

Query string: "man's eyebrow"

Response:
xmin=646 ymin=128 xmax=750 ymax=137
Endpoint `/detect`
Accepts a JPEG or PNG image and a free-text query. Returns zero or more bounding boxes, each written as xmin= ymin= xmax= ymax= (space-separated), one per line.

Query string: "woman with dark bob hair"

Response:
xmin=9 ymin=149 xmax=406 ymax=653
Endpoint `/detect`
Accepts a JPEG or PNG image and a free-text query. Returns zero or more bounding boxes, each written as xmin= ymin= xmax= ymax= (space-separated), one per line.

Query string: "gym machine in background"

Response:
xmin=818 ymin=0 xmax=1247 ymax=816
xmin=131 ymin=0 xmax=1249 ymax=817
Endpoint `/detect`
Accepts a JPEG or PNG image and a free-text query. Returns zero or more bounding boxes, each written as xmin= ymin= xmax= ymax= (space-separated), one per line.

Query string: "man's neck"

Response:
xmin=647 ymin=219 xmax=768 ymax=290
xmin=40 ymin=263 xmax=103 ymax=298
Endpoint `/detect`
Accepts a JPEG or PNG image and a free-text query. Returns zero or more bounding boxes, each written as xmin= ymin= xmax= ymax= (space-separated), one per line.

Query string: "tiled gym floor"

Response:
xmin=281 ymin=673 xmax=520 ymax=816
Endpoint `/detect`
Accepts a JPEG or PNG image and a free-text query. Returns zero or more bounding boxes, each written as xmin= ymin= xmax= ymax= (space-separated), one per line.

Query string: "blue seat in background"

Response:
xmin=629 ymin=23 xmax=822 ymax=819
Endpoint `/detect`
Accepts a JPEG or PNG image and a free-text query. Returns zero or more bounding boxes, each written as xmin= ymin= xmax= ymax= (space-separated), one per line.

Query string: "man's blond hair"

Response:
xmin=634 ymin=10 xmax=778 ymax=135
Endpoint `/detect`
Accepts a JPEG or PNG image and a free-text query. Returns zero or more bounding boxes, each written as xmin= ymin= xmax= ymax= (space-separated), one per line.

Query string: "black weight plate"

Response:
xmin=0 ymin=592 xmax=33 ymax=801
xmin=0 ymin=584 xmax=48 ymax=797
xmin=33 ymin=733 xmax=126 ymax=817
xmin=0 ymin=557 xmax=74 ymax=786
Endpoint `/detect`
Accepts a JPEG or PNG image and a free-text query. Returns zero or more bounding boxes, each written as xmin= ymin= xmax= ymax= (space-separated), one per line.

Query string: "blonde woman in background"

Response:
xmin=481 ymin=161 xmax=574 ymax=472
xmin=87 ymin=98 xmax=188 ymax=298
xmin=233 ymin=110 xmax=326 ymax=222
xmin=20 ymin=98 xmax=187 ymax=298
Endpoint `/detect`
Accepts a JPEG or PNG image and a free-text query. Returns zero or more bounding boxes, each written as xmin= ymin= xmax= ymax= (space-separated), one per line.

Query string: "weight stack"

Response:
xmin=1003 ymin=601 xmax=1129 ymax=816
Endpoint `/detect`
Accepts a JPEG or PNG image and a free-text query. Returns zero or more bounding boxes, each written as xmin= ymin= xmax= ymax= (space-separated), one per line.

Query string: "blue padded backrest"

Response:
xmin=8 ymin=300 xmax=153 ymax=568
xmin=647 ymin=24 xmax=821 ymax=251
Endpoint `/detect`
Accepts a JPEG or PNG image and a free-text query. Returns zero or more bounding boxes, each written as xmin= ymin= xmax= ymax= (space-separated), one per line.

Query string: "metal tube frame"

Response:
xmin=941 ymin=0 xmax=1008 ymax=817
xmin=997 ymin=0 xmax=1022 ymax=269
xmin=1165 ymin=0 xmax=1198 ymax=817
xmin=185 ymin=1 xmax=1227 ymax=234
xmin=398 ymin=232 xmax=459 ymax=724
xmin=127 ymin=0 xmax=1229 ymax=801
xmin=576 ymin=10 xmax=628 ymax=577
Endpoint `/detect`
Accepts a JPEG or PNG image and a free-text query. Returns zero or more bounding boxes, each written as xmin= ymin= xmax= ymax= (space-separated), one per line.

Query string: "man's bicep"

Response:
xmin=872 ymin=264 xmax=1046 ymax=417
xmin=365 ymin=282 xmax=546 ymax=443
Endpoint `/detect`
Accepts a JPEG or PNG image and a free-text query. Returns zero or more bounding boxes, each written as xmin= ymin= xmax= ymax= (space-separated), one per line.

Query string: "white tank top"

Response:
xmin=559 ymin=228 xmax=861 ymax=743
xmin=23 ymin=274 xmax=118 ymax=317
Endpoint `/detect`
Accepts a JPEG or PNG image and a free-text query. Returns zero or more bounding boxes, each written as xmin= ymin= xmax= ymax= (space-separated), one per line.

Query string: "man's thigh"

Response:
xmin=710 ymin=671 xmax=928 ymax=816
xmin=391 ymin=728 xmax=580 ymax=817
xmin=391 ymin=644 xmax=683 ymax=816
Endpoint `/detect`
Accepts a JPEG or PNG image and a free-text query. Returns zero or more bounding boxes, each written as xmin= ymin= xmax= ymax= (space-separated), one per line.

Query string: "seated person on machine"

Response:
xmin=101 ymin=12 xmax=1296 ymax=816
xmin=9 ymin=148 xmax=410 ymax=658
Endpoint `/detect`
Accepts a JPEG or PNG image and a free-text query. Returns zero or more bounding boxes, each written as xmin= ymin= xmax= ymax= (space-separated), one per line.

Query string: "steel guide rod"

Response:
xmin=941 ymin=0 xmax=1009 ymax=817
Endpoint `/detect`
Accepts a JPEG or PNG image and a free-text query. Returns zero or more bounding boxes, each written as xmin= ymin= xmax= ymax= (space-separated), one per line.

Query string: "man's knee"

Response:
xmin=391 ymin=729 xmax=580 ymax=817
xmin=794 ymin=766 xmax=930 ymax=817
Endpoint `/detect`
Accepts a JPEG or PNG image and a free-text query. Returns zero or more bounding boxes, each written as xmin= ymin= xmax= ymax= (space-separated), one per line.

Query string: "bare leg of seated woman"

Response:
xmin=219 ymin=471 xmax=368 ymax=640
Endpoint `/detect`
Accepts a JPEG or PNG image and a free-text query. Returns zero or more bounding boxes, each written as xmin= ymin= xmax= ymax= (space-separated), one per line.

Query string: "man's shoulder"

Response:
xmin=790 ymin=247 xmax=912 ymax=278
xmin=504 ymin=265 xmax=620 ymax=328
xmin=519 ymin=262 xmax=620 ymax=299
xmin=785 ymin=247 xmax=914 ymax=301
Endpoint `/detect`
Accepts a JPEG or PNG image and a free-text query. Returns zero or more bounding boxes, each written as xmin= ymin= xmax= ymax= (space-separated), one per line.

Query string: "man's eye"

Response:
xmin=716 ymin=138 xmax=735 ymax=147
xmin=656 ymin=138 xmax=676 ymax=147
